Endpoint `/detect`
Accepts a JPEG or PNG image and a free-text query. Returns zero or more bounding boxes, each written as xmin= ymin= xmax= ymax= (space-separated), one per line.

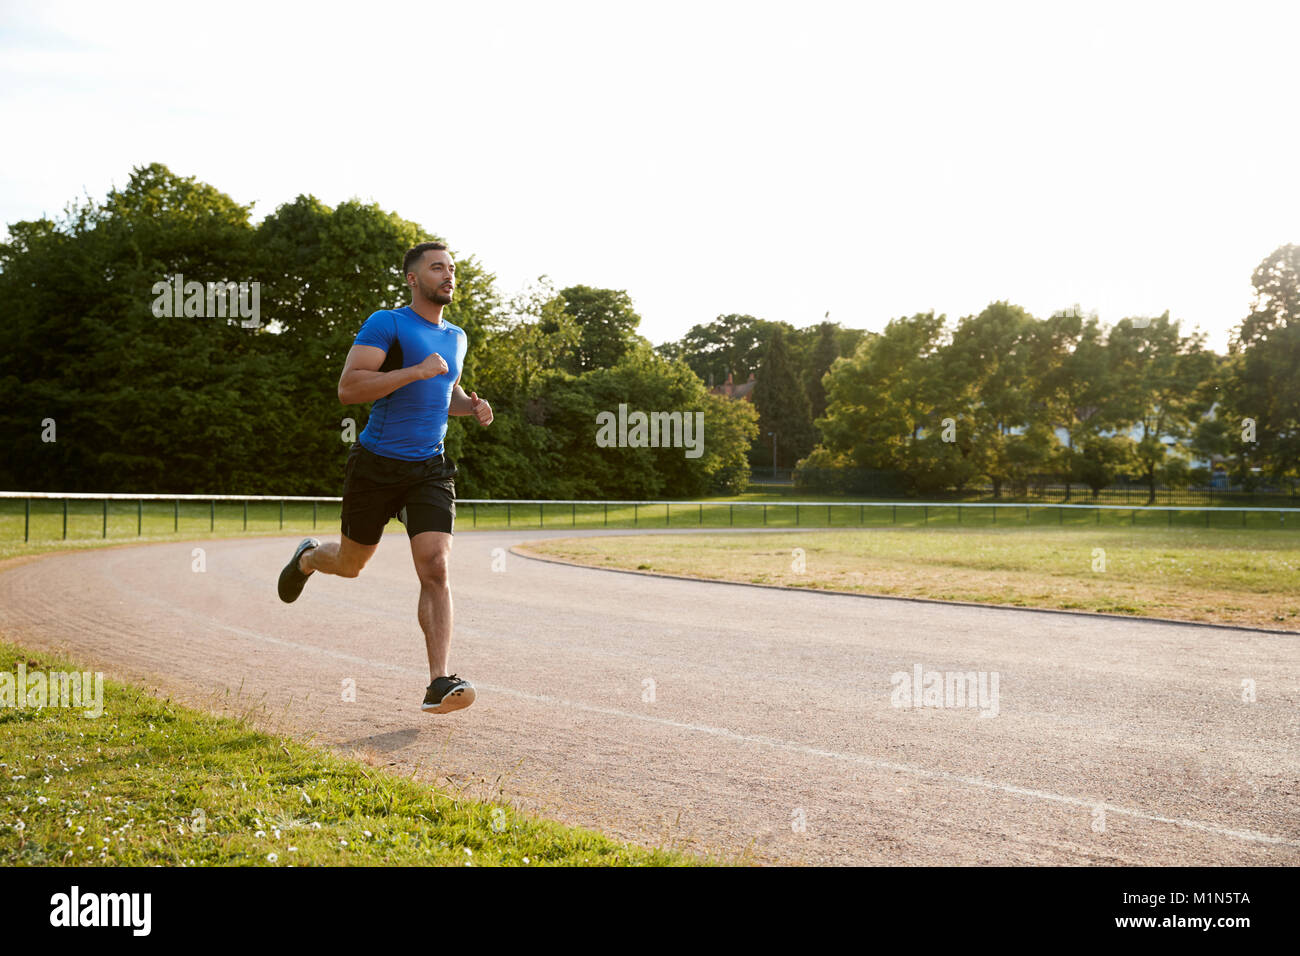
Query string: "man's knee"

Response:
xmin=335 ymin=541 xmax=374 ymax=578
xmin=416 ymin=553 xmax=449 ymax=587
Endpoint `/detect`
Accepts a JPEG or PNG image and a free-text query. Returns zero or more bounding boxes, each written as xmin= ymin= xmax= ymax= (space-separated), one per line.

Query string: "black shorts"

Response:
xmin=340 ymin=443 xmax=457 ymax=546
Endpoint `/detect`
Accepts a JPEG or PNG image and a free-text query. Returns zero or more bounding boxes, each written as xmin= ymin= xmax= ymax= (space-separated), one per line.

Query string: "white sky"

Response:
xmin=2 ymin=0 xmax=1297 ymax=353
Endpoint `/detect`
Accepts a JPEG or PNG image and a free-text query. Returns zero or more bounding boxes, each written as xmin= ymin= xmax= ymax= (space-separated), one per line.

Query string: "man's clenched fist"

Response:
xmin=469 ymin=391 xmax=493 ymax=426
xmin=418 ymin=351 xmax=449 ymax=379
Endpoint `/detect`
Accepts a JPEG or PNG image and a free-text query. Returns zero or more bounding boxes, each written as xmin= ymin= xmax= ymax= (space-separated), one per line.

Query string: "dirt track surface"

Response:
xmin=1 ymin=529 xmax=1297 ymax=866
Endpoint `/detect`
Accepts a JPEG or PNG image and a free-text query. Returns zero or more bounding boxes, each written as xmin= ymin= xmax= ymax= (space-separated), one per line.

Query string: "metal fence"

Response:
xmin=2 ymin=491 xmax=1299 ymax=543
xmin=795 ymin=472 xmax=1298 ymax=506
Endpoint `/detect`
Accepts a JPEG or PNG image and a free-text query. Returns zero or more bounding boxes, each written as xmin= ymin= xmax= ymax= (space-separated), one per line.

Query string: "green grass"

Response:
xmin=725 ymin=482 xmax=1300 ymax=509
xmin=4 ymin=496 xmax=1296 ymax=550
xmin=518 ymin=526 xmax=1300 ymax=631
xmin=0 ymin=640 xmax=707 ymax=867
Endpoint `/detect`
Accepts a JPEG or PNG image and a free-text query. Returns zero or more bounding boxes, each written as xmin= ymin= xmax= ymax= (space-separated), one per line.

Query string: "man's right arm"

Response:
xmin=337 ymin=345 xmax=448 ymax=405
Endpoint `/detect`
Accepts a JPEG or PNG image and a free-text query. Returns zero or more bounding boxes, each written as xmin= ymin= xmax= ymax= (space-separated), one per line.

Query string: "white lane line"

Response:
xmin=158 ymin=603 xmax=1300 ymax=850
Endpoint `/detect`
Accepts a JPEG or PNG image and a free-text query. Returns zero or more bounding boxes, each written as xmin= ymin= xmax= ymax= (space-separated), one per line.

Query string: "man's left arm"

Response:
xmin=449 ymin=378 xmax=493 ymax=425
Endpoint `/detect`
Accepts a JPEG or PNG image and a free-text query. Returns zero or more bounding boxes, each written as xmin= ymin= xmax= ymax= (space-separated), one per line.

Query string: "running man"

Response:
xmin=276 ymin=241 xmax=493 ymax=714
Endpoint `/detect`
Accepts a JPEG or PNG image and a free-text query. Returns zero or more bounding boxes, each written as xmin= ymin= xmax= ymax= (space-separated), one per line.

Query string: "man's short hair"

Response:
xmin=403 ymin=241 xmax=449 ymax=277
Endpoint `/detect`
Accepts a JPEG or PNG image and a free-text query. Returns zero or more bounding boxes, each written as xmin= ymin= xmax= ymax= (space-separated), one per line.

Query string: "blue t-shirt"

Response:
xmin=352 ymin=306 xmax=467 ymax=460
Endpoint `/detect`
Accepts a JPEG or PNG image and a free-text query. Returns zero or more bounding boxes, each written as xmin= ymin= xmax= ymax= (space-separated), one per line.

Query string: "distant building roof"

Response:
xmin=710 ymin=371 xmax=756 ymax=402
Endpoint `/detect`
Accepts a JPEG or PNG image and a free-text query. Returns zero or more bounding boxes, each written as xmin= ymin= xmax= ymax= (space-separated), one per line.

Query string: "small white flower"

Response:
xmin=267 ymin=853 xmax=278 ymax=863
xmin=311 ymin=822 xmax=321 ymax=829
xmin=463 ymin=847 xmax=472 ymax=856
xmin=255 ymin=830 xmax=266 ymax=838
xmin=363 ymin=830 xmax=372 ymax=838
xmin=523 ymin=856 xmax=530 ymax=864
xmin=288 ymin=846 xmax=298 ymax=852
xmin=339 ymin=839 xmax=348 ymax=847
xmin=37 ymin=796 xmax=47 ymax=805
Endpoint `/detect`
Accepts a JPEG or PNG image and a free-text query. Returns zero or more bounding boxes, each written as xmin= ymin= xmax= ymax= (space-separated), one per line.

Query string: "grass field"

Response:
xmin=3 ymin=496 xmax=1298 ymax=555
xmin=0 ymin=639 xmax=705 ymax=867
xmin=517 ymin=526 xmax=1300 ymax=631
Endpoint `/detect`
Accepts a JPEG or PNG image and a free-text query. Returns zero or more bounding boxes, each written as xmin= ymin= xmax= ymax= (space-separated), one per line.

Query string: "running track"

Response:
xmin=1 ymin=529 xmax=1296 ymax=865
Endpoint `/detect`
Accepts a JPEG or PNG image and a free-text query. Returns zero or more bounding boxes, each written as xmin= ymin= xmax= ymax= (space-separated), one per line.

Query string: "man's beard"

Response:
xmin=421 ymin=279 xmax=453 ymax=305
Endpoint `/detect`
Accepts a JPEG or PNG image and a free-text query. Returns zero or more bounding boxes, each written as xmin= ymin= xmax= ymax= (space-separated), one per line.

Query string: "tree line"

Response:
xmin=656 ymin=250 xmax=1300 ymax=503
xmin=2 ymin=163 xmax=1296 ymax=502
xmin=0 ymin=164 xmax=756 ymax=498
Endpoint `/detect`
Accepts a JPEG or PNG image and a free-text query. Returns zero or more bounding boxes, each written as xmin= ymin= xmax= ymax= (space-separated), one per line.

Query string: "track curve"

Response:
xmin=1 ymin=529 xmax=1296 ymax=865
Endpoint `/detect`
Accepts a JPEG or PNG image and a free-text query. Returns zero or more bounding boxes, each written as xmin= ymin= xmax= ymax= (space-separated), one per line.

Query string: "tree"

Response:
xmin=1075 ymin=434 xmax=1136 ymax=498
xmin=665 ymin=313 xmax=790 ymax=386
xmin=752 ymin=326 xmax=816 ymax=469
xmin=525 ymin=345 xmax=757 ymax=497
xmin=556 ymin=285 xmax=644 ymax=372
xmin=1027 ymin=311 xmax=1120 ymax=500
xmin=477 ymin=276 xmax=581 ymax=394
xmin=944 ymin=302 xmax=1039 ymax=497
xmin=1226 ymin=244 xmax=1300 ymax=487
xmin=0 ymin=163 xmax=269 ymax=493
xmin=1107 ymin=312 xmax=1215 ymax=503
xmin=803 ymin=320 xmax=840 ymax=421
xmin=815 ymin=313 xmax=950 ymax=488
xmin=0 ymin=164 xmax=503 ymax=496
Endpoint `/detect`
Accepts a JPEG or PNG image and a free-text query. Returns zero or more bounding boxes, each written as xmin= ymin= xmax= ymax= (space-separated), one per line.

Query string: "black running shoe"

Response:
xmin=422 ymin=674 xmax=476 ymax=714
xmin=277 ymin=537 xmax=319 ymax=603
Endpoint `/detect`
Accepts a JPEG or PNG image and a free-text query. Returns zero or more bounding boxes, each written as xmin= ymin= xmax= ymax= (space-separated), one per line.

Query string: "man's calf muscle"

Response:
xmin=302 ymin=537 xmax=377 ymax=578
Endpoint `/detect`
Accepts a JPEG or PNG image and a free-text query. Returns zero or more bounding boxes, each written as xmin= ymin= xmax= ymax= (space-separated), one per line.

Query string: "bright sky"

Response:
xmin=2 ymin=0 xmax=1297 ymax=353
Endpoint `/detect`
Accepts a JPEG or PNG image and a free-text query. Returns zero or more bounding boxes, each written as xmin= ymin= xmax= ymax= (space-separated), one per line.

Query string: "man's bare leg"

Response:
xmin=410 ymin=531 xmax=453 ymax=680
xmin=301 ymin=535 xmax=377 ymax=578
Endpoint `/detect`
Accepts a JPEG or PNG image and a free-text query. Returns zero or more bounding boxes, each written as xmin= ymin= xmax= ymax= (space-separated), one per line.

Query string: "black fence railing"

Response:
xmin=794 ymin=468 xmax=1297 ymax=506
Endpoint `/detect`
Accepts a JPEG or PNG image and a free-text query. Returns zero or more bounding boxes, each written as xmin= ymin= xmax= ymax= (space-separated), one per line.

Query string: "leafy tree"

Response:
xmin=1075 ymin=434 xmax=1136 ymax=498
xmin=666 ymin=313 xmax=790 ymax=387
xmin=752 ymin=326 xmax=816 ymax=469
xmin=556 ymin=285 xmax=644 ymax=372
xmin=815 ymin=312 xmax=950 ymax=488
xmin=944 ymin=302 xmax=1039 ymax=497
xmin=1027 ymin=311 xmax=1118 ymax=500
xmin=0 ymin=163 xmax=268 ymax=493
xmin=525 ymin=345 xmax=757 ymax=497
xmin=1226 ymin=244 xmax=1300 ymax=487
xmin=1107 ymin=312 xmax=1215 ymax=503
xmin=803 ymin=320 xmax=840 ymax=421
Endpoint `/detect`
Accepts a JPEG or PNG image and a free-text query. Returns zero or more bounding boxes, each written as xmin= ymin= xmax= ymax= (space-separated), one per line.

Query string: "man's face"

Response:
xmin=409 ymin=250 xmax=455 ymax=305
